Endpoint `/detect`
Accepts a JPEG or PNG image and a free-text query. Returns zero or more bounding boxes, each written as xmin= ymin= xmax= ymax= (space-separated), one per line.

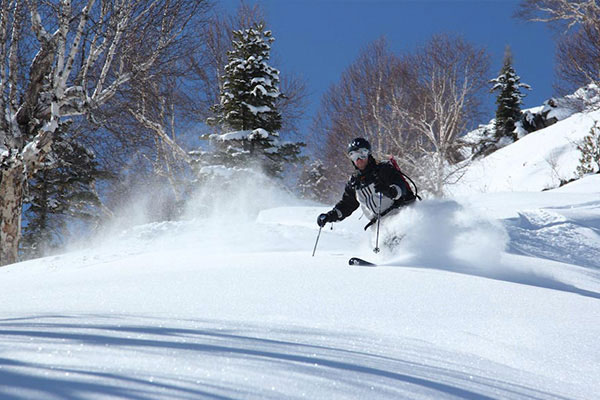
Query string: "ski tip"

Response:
xmin=348 ymin=257 xmax=376 ymax=267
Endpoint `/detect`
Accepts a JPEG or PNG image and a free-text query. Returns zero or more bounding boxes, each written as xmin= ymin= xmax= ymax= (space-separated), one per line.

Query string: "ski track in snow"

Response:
xmin=505 ymin=203 xmax=600 ymax=269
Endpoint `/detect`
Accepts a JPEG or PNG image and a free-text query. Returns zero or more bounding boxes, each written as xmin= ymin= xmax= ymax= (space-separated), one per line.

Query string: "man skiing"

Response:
xmin=317 ymin=137 xmax=416 ymax=230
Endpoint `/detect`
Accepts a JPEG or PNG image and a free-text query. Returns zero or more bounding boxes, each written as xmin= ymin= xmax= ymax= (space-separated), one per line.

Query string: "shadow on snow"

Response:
xmin=0 ymin=315 xmax=572 ymax=400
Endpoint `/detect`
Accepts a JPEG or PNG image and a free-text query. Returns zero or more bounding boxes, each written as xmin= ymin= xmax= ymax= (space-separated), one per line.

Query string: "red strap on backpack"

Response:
xmin=388 ymin=155 xmax=419 ymax=200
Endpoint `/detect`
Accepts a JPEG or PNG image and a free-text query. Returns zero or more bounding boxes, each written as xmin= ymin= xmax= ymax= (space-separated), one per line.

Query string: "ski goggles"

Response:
xmin=348 ymin=148 xmax=370 ymax=162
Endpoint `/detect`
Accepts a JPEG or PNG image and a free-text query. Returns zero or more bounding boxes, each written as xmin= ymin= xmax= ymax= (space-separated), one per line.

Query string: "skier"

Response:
xmin=317 ymin=137 xmax=416 ymax=230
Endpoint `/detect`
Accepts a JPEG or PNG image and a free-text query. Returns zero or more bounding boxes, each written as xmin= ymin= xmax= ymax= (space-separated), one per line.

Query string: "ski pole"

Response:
xmin=374 ymin=192 xmax=382 ymax=253
xmin=312 ymin=226 xmax=322 ymax=257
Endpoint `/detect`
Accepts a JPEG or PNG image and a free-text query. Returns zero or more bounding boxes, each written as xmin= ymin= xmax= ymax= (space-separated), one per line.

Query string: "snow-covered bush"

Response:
xmin=457 ymin=120 xmax=499 ymax=159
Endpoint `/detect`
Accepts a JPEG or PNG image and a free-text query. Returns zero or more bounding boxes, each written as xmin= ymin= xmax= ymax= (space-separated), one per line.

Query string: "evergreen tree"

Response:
xmin=21 ymin=124 xmax=107 ymax=258
xmin=490 ymin=46 xmax=531 ymax=142
xmin=210 ymin=22 xmax=282 ymax=132
xmin=202 ymin=22 xmax=304 ymax=178
xmin=576 ymin=122 xmax=600 ymax=176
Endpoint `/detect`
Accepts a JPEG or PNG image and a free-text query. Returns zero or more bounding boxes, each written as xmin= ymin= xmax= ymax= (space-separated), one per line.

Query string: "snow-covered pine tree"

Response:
xmin=202 ymin=22 xmax=303 ymax=178
xmin=21 ymin=124 xmax=106 ymax=259
xmin=210 ymin=22 xmax=281 ymax=132
xmin=490 ymin=46 xmax=531 ymax=143
xmin=576 ymin=122 xmax=600 ymax=176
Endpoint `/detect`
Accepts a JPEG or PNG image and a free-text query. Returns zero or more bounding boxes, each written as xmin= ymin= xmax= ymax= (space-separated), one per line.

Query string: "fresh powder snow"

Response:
xmin=1 ymin=111 xmax=599 ymax=399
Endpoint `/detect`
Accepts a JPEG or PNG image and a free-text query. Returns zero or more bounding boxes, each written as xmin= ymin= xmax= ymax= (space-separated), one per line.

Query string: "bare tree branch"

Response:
xmin=517 ymin=0 xmax=600 ymax=95
xmin=516 ymin=0 xmax=599 ymax=29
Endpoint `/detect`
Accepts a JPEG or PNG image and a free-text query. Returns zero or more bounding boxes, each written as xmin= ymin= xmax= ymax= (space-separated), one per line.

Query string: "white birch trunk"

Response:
xmin=0 ymin=163 xmax=24 ymax=265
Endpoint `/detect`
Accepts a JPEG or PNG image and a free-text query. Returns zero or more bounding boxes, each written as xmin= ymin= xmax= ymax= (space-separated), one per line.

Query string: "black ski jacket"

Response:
xmin=331 ymin=157 xmax=415 ymax=223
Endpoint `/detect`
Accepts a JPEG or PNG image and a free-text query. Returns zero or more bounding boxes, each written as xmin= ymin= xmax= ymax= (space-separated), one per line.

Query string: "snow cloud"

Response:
xmin=375 ymin=199 xmax=596 ymax=297
xmin=63 ymin=166 xmax=304 ymax=258
xmin=381 ymin=199 xmax=509 ymax=273
xmin=182 ymin=168 xmax=300 ymax=224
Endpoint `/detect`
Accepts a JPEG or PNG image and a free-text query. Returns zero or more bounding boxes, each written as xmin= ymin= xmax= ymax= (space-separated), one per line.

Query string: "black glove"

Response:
xmin=374 ymin=181 xmax=398 ymax=199
xmin=317 ymin=210 xmax=338 ymax=227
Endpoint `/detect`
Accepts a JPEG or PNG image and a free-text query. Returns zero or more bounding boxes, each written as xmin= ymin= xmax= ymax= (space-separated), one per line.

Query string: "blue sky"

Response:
xmin=219 ymin=0 xmax=557 ymax=131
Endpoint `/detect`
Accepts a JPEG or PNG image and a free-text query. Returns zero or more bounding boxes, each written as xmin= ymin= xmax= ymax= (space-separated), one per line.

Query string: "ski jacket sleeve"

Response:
xmin=332 ymin=180 xmax=360 ymax=221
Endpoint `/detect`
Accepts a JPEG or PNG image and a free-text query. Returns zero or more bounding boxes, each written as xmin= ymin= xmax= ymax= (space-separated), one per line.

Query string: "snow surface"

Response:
xmin=1 ymin=110 xmax=600 ymax=399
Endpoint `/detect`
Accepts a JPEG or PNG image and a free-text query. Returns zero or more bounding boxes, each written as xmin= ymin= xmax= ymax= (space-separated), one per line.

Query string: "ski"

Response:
xmin=348 ymin=257 xmax=376 ymax=267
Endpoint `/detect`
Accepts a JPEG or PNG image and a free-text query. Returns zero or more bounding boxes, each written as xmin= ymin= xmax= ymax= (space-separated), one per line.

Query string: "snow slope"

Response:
xmin=452 ymin=109 xmax=600 ymax=194
xmin=1 ymin=110 xmax=600 ymax=399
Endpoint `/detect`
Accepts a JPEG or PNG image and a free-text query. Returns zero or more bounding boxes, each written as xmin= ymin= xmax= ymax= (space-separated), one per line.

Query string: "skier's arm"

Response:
xmin=332 ymin=182 xmax=360 ymax=220
xmin=317 ymin=181 xmax=359 ymax=227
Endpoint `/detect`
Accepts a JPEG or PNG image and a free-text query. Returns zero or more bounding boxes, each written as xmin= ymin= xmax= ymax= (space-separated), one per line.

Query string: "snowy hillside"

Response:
xmin=453 ymin=109 xmax=600 ymax=194
xmin=1 ymin=109 xmax=600 ymax=399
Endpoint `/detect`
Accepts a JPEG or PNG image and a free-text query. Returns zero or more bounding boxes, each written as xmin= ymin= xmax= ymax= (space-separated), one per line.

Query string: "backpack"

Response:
xmin=387 ymin=156 xmax=421 ymax=201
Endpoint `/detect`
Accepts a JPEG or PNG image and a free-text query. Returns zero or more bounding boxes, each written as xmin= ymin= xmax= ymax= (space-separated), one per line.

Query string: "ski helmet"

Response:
xmin=347 ymin=137 xmax=371 ymax=154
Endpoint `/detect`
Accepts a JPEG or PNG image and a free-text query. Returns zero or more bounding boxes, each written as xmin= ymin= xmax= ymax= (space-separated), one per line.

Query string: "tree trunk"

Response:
xmin=0 ymin=164 xmax=25 ymax=266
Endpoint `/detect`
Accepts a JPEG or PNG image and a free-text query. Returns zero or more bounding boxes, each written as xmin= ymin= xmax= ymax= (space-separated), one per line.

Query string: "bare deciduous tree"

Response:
xmin=126 ymin=78 xmax=194 ymax=201
xmin=516 ymin=0 xmax=600 ymax=94
xmin=392 ymin=34 xmax=490 ymax=196
xmin=313 ymin=35 xmax=489 ymax=197
xmin=555 ymin=19 xmax=600 ymax=93
xmin=312 ymin=38 xmax=414 ymax=186
xmin=0 ymin=0 xmax=210 ymax=266
xmin=515 ymin=0 xmax=599 ymax=29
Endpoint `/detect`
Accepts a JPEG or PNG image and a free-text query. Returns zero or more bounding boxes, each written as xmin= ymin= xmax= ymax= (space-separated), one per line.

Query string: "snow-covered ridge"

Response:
xmin=453 ymin=108 xmax=600 ymax=194
xmin=461 ymin=84 xmax=599 ymax=158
